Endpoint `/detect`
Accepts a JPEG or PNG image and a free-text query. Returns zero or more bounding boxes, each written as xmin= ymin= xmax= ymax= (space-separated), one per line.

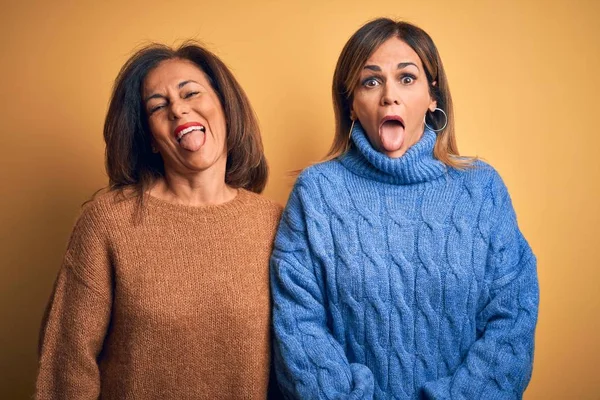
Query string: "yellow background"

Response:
xmin=1 ymin=0 xmax=598 ymax=398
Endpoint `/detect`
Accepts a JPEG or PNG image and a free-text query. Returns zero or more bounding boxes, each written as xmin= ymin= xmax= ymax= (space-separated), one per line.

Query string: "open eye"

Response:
xmin=400 ymin=74 xmax=416 ymax=85
xmin=362 ymin=77 xmax=381 ymax=88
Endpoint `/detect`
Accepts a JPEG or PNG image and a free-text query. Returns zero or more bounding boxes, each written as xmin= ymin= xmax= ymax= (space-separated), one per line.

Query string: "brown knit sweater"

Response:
xmin=36 ymin=188 xmax=283 ymax=399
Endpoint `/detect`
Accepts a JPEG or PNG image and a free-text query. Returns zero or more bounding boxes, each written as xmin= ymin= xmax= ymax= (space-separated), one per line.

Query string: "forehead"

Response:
xmin=365 ymin=37 xmax=423 ymax=68
xmin=143 ymin=58 xmax=209 ymax=94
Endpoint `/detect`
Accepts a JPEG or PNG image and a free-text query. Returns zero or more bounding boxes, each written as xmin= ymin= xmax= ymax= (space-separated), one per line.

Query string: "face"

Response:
xmin=352 ymin=37 xmax=437 ymax=158
xmin=143 ymin=58 xmax=227 ymax=177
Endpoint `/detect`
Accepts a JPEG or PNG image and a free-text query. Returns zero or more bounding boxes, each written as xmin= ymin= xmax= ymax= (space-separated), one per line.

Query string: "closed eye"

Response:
xmin=148 ymin=103 xmax=167 ymax=115
xmin=184 ymin=91 xmax=200 ymax=99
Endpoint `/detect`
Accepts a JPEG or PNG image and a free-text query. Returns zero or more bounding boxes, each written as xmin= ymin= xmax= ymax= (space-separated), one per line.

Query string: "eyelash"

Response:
xmin=148 ymin=91 xmax=200 ymax=115
xmin=400 ymin=74 xmax=416 ymax=84
xmin=149 ymin=105 xmax=165 ymax=115
xmin=361 ymin=73 xmax=417 ymax=88
xmin=362 ymin=77 xmax=381 ymax=88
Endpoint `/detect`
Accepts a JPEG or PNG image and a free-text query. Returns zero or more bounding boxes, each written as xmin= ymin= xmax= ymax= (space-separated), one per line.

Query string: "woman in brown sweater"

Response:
xmin=36 ymin=42 xmax=282 ymax=399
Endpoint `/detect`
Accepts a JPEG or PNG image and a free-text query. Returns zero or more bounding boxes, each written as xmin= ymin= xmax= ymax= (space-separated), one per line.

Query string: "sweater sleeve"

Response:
xmin=35 ymin=204 xmax=113 ymax=399
xmin=270 ymin=176 xmax=375 ymax=400
xmin=421 ymin=173 xmax=539 ymax=399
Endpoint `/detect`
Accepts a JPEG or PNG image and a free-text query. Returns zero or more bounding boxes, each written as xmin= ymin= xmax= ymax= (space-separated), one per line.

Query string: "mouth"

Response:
xmin=379 ymin=115 xmax=405 ymax=131
xmin=378 ymin=115 xmax=406 ymax=154
xmin=174 ymin=122 xmax=206 ymax=143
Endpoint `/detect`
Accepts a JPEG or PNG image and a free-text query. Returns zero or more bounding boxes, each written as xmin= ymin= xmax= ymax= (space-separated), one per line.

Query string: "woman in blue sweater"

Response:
xmin=271 ymin=18 xmax=539 ymax=399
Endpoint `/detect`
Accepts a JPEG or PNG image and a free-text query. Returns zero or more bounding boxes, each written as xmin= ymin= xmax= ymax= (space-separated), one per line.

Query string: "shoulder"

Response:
xmin=236 ymin=190 xmax=283 ymax=239
xmin=280 ymin=160 xmax=349 ymax=218
xmin=239 ymin=189 xmax=283 ymax=218
xmin=75 ymin=188 xmax=138 ymax=231
xmin=449 ymin=160 xmax=515 ymax=219
xmin=299 ymin=159 xmax=345 ymax=179
xmin=450 ymin=159 xmax=508 ymax=195
xmin=63 ymin=189 xmax=136 ymax=261
xmin=293 ymin=159 xmax=346 ymax=193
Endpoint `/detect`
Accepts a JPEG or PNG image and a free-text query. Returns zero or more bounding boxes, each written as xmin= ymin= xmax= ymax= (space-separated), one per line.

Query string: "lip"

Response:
xmin=379 ymin=115 xmax=405 ymax=128
xmin=173 ymin=122 xmax=205 ymax=139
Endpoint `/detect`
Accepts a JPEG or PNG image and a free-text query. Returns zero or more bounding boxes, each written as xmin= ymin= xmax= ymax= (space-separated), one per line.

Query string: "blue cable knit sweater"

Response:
xmin=271 ymin=124 xmax=539 ymax=399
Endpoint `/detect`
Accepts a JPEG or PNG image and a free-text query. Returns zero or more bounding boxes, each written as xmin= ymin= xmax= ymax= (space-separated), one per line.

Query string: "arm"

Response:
xmin=271 ymin=177 xmax=374 ymax=400
xmin=36 ymin=205 xmax=113 ymax=399
xmin=422 ymin=174 xmax=539 ymax=400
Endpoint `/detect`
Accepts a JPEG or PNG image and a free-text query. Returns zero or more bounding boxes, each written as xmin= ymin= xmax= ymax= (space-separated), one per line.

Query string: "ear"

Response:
xmin=428 ymin=101 xmax=437 ymax=113
xmin=151 ymin=138 xmax=159 ymax=153
xmin=429 ymin=80 xmax=438 ymax=112
xmin=350 ymin=109 xmax=356 ymax=121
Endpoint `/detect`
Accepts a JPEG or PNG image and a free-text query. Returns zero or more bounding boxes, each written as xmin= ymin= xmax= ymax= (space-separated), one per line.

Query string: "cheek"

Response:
xmin=201 ymin=103 xmax=228 ymax=147
xmin=353 ymin=96 xmax=376 ymax=122
xmin=352 ymin=99 xmax=382 ymax=146
xmin=211 ymin=108 xmax=228 ymax=133
xmin=147 ymin=117 xmax=173 ymax=146
xmin=416 ymin=85 xmax=434 ymax=110
xmin=406 ymin=94 xmax=431 ymax=120
xmin=146 ymin=118 xmax=159 ymax=139
xmin=197 ymin=98 xmax=226 ymax=128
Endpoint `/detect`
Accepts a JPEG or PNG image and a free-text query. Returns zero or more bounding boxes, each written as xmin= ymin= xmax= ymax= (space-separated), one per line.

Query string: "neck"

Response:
xmin=339 ymin=122 xmax=446 ymax=185
xmin=150 ymin=168 xmax=238 ymax=207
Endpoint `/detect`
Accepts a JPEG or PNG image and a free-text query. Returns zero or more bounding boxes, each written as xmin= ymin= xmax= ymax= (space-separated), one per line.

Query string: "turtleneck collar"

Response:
xmin=339 ymin=122 xmax=447 ymax=185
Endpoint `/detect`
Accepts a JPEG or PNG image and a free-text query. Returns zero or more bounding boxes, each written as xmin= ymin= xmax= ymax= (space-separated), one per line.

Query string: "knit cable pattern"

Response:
xmin=271 ymin=125 xmax=539 ymax=399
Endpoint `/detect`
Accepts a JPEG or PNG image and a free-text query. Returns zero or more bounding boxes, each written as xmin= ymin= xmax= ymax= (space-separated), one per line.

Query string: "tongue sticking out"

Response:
xmin=179 ymin=130 xmax=205 ymax=152
xmin=379 ymin=120 xmax=404 ymax=152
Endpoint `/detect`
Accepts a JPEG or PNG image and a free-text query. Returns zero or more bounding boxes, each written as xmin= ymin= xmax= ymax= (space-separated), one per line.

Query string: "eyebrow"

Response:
xmin=178 ymin=80 xmax=198 ymax=89
xmin=363 ymin=62 xmax=419 ymax=72
xmin=144 ymin=80 xmax=200 ymax=103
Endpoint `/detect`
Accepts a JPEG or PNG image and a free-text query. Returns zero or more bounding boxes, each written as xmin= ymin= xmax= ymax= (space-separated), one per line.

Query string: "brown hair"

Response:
xmin=103 ymin=41 xmax=268 ymax=200
xmin=329 ymin=18 xmax=473 ymax=168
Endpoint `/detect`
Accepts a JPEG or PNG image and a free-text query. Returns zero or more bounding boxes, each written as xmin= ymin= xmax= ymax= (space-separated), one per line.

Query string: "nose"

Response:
xmin=168 ymin=99 xmax=190 ymax=120
xmin=380 ymin=83 xmax=401 ymax=106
